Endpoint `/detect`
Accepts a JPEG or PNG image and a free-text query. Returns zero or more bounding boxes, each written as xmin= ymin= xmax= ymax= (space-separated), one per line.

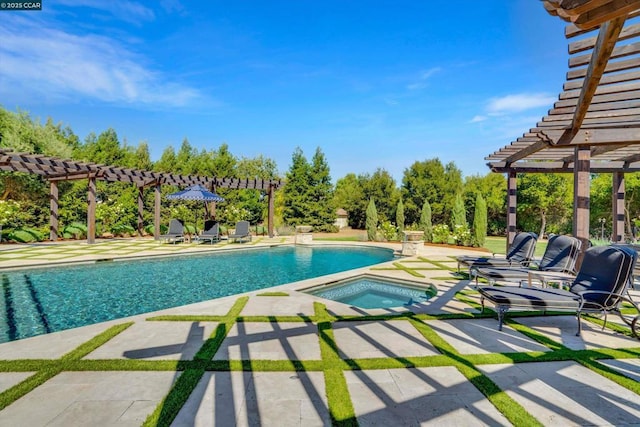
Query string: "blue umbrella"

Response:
xmin=167 ymin=185 xmax=224 ymax=231
xmin=166 ymin=184 xmax=224 ymax=202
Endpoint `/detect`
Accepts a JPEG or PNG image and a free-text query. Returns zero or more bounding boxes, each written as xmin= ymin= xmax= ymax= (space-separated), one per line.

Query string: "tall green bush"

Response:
xmin=451 ymin=193 xmax=467 ymax=229
xmin=473 ymin=193 xmax=487 ymax=247
xmin=396 ymin=199 xmax=404 ymax=232
xmin=420 ymin=200 xmax=433 ymax=243
xmin=366 ymin=198 xmax=378 ymax=241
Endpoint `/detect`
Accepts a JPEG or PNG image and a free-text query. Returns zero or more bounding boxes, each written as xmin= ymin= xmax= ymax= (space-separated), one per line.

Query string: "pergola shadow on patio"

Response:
xmin=487 ymin=1 xmax=640 ymax=254
xmin=0 ymin=148 xmax=283 ymax=243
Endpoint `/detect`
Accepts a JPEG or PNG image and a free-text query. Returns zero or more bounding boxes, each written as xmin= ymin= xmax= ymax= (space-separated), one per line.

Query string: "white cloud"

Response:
xmin=54 ymin=0 xmax=155 ymax=24
xmin=486 ymin=93 xmax=555 ymax=114
xmin=0 ymin=18 xmax=200 ymax=107
xmin=406 ymin=67 xmax=441 ymax=91
xmin=470 ymin=115 xmax=487 ymax=123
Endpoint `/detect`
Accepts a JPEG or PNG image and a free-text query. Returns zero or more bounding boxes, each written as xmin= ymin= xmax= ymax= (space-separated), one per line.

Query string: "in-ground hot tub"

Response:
xmin=305 ymin=275 xmax=437 ymax=309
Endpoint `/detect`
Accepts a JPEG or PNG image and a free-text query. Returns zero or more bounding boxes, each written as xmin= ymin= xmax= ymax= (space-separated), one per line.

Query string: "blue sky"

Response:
xmin=0 ymin=1 xmax=567 ymax=182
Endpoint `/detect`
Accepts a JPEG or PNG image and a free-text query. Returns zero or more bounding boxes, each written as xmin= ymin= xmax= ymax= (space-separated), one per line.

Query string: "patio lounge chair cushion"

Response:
xmin=479 ymin=245 xmax=639 ymax=336
xmin=472 ymin=235 xmax=582 ymax=286
xmin=457 ymin=232 xmax=537 ymax=272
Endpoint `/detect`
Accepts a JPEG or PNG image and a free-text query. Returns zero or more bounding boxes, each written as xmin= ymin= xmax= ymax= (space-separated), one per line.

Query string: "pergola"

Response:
xmin=0 ymin=149 xmax=284 ymax=243
xmin=485 ymin=0 xmax=640 ymax=251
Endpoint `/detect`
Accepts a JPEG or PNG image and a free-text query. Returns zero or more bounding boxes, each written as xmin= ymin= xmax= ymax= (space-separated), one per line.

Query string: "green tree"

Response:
xmin=360 ymin=168 xmax=398 ymax=226
xmin=473 ymin=193 xmax=487 ymax=247
xmin=283 ymin=147 xmax=311 ymax=226
xmin=420 ymin=200 xmax=433 ymax=243
xmin=333 ymin=173 xmax=364 ymax=228
xmin=366 ymin=198 xmax=378 ymax=241
xmin=396 ymin=199 xmax=404 ymax=232
xmin=451 ymin=193 xmax=467 ymax=228
xmin=401 ymin=158 xmax=462 ymax=226
xmin=307 ymin=147 xmax=336 ymax=231
xmin=463 ymin=173 xmax=506 ymax=235
xmin=518 ymin=173 xmax=572 ymax=237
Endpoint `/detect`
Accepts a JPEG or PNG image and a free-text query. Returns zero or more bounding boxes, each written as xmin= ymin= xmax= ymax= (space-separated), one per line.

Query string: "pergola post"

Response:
xmin=573 ymin=146 xmax=591 ymax=254
xmin=87 ymin=177 xmax=96 ymax=244
xmin=507 ymin=170 xmax=517 ymax=252
xmin=137 ymin=185 xmax=144 ymax=237
xmin=49 ymin=181 xmax=59 ymax=241
xmin=612 ymin=172 xmax=625 ymax=242
xmin=268 ymin=184 xmax=275 ymax=238
xmin=154 ymin=183 xmax=161 ymax=240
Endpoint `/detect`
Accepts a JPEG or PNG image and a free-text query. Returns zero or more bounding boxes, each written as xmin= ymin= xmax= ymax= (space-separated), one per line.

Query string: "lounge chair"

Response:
xmin=478 ymin=245 xmax=640 ymax=337
xmin=195 ymin=220 xmax=220 ymax=244
xmin=456 ymin=232 xmax=538 ymax=274
xmin=159 ymin=219 xmax=184 ymax=244
xmin=470 ymin=234 xmax=582 ymax=287
xmin=229 ymin=220 xmax=251 ymax=243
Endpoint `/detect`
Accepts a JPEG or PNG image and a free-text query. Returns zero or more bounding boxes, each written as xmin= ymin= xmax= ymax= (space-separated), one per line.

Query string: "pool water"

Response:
xmin=308 ymin=276 xmax=436 ymax=309
xmin=0 ymin=245 xmax=393 ymax=343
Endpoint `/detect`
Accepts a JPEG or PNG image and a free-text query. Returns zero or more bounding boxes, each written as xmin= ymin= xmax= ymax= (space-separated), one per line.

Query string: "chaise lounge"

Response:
xmin=478 ymin=245 xmax=640 ymax=338
xmin=195 ymin=220 xmax=220 ymax=244
xmin=456 ymin=231 xmax=538 ymax=274
xmin=159 ymin=218 xmax=184 ymax=244
xmin=229 ymin=220 xmax=252 ymax=243
xmin=470 ymin=234 xmax=582 ymax=288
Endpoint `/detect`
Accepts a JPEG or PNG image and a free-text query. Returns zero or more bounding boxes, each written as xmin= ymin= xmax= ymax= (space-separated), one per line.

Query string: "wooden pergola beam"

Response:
xmin=558 ymin=15 xmax=626 ymax=145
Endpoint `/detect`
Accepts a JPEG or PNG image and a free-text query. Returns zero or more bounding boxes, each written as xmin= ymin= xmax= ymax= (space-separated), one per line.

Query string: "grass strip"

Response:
xmin=147 ymin=315 xmax=226 ymax=322
xmin=0 ymin=368 xmax=62 ymax=411
xmin=577 ymin=358 xmax=640 ymax=395
xmin=391 ymin=262 xmax=425 ymax=278
xmin=256 ymin=291 xmax=289 ymax=296
xmin=61 ymin=322 xmax=134 ymax=360
xmin=144 ymin=297 xmax=248 ymax=427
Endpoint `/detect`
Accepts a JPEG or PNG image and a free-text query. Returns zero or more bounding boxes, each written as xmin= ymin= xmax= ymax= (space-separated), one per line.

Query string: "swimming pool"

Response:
xmin=0 ymin=245 xmax=394 ymax=343
xmin=307 ymin=275 xmax=436 ymax=309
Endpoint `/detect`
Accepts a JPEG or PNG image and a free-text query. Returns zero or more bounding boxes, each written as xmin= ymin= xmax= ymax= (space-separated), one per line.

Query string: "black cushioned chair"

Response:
xmin=456 ymin=232 xmax=538 ymax=274
xmin=478 ymin=245 xmax=640 ymax=338
xmin=471 ymin=234 xmax=582 ymax=287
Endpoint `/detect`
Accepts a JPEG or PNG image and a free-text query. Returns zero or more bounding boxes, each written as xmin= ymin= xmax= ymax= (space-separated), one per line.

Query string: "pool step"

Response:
xmin=0 ymin=274 xmax=51 ymax=342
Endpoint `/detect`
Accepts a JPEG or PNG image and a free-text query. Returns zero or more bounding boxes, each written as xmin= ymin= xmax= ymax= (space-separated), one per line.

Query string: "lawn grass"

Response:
xmin=483 ymin=236 xmax=547 ymax=257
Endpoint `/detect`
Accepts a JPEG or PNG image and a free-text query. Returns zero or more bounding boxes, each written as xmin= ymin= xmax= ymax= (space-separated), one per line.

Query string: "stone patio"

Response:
xmin=0 ymin=239 xmax=637 ymax=426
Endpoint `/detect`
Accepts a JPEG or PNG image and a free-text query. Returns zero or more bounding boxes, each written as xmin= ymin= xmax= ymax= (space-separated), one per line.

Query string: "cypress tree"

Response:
xmin=473 ymin=193 xmax=487 ymax=247
xmin=396 ymin=199 xmax=405 ymax=233
xmin=366 ymin=198 xmax=378 ymax=241
xmin=420 ymin=200 xmax=433 ymax=243
xmin=451 ymin=193 xmax=467 ymax=228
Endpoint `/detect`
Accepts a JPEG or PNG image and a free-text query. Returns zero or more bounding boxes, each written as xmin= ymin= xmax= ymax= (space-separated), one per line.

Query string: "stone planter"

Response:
xmin=402 ymin=231 xmax=424 ymax=256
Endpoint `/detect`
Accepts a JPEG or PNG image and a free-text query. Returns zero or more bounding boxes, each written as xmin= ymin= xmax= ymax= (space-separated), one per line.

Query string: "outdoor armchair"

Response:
xmin=478 ymin=245 xmax=639 ymax=338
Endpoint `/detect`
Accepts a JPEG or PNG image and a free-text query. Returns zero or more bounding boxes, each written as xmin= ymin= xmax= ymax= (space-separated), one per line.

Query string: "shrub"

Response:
xmin=452 ymin=224 xmax=472 ymax=246
xmin=61 ymin=222 xmax=87 ymax=239
xmin=396 ymin=199 xmax=405 ymax=233
xmin=378 ymin=220 xmax=398 ymax=241
xmin=432 ymin=224 xmax=450 ymax=244
xmin=6 ymin=227 xmax=44 ymax=243
xmin=111 ymin=224 xmax=135 ymax=237
xmin=473 ymin=193 xmax=487 ymax=247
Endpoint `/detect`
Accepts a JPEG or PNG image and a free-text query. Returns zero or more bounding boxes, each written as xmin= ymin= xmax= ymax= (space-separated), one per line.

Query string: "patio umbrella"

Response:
xmin=166 ymin=184 xmax=224 ymax=231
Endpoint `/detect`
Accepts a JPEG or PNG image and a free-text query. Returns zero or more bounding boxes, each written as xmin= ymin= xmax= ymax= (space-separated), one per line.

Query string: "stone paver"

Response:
xmin=174 ymin=371 xmax=330 ymax=427
xmin=344 ymin=367 xmax=510 ymax=426
xmin=333 ymin=320 xmax=440 ymax=359
xmin=214 ymin=322 xmax=321 ymax=360
xmin=480 ymin=361 xmax=640 ymax=426
xmin=0 ymin=372 xmax=34 ymax=393
xmin=241 ymin=295 xmax=316 ymax=317
xmin=85 ymin=321 xmax=219 ymax=360
xmin=515 ymin=315 xmax=640 ymax=350
xmin=429 ymin=318 xmax=551 ymax=354
xmin=0 ymin=371 xmax=178 ymax=427
xmin=598 ymin=358 xmax=640 ymax=382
